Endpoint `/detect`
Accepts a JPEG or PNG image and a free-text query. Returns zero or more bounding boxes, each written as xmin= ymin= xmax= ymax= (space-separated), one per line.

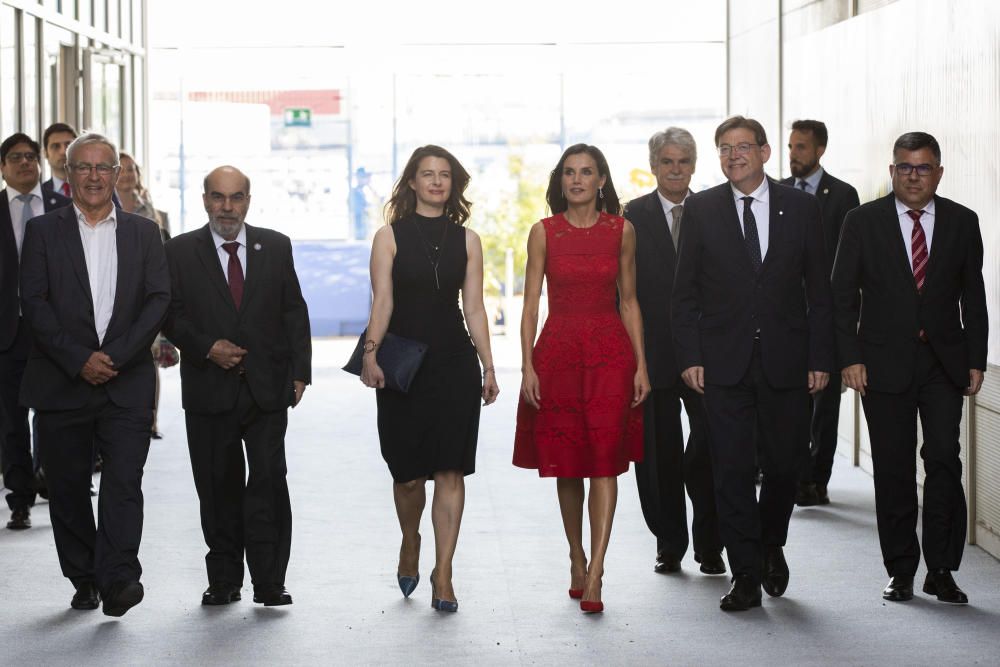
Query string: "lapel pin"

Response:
xmin=823 ymin=188 xmax=829 ymax=195
xmin=49 ymin=197 xmax=58 ymax=205
xmin=779 ymin=210 xmax=784 ymax=216
xmin=253 ymin=243 xmax=262 ymax=251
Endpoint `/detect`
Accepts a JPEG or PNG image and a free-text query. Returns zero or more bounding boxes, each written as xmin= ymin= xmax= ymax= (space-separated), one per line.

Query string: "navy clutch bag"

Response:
xmin=343 ymin=331 xmax=428 ymax=393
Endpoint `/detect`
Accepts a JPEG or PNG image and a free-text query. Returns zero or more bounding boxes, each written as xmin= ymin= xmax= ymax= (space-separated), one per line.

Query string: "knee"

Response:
xmin=432 ymin=471 xmax=463 ymax=490
xmin=396 ymin=478 xmax=426 ymax=494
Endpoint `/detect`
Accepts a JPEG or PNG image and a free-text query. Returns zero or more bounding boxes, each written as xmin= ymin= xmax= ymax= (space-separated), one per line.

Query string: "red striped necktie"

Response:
xmin=907 ymin=209 xmax=927 ymax=292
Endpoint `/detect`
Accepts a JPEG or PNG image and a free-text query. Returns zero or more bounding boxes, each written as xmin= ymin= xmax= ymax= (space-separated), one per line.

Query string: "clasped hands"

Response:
xmin=209 ymin=339 xmax=306 ymax=406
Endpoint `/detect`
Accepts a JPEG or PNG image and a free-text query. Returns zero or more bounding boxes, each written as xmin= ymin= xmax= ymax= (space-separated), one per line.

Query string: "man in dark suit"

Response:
xmin=0 ymin=133 xmax=71 ymax=530
xmin=40 ymin=123 xmax=77 ymax=199
xmin=672 ymin=116 xmax=834 ymax=611
xmin=19 ymin=132 xmax=169 ymax=616
xmin=625 ymin=127 xmax=724 ymax=576
xmin=833 ymin=132 xmax=987 ymax=604
xmin=782 ymin=119 xmax=861 ymax=506
xmin=164 ymin=166 xmax=311 ymax=607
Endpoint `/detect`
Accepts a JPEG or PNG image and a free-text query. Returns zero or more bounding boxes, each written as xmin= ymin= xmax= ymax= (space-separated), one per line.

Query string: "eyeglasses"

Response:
xmin=207 ymin=192 xmax=248 ymax=205
xmin=5 ymin=152 xmax=39 ymax=164
xmin=70 ymin=162 xmax=119 ymax=175
xmin=894 ymin=163 xmax=936 ymax=176
xmin=718 ymin=143 xmax=759 ymax=158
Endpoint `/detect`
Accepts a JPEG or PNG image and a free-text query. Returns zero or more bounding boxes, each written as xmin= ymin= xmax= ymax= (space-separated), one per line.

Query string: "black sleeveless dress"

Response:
xmin=376 ymin=213 xmax=482 ymax=483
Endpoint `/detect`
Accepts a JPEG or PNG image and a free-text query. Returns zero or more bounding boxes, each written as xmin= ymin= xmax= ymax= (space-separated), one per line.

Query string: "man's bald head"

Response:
xmin=203 ymin=166 xmax=252 ymax=240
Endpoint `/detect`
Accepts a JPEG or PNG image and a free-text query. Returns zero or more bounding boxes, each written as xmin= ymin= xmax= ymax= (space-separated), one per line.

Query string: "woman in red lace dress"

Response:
xmin=514 ymin=144 xmax=650 ymax=613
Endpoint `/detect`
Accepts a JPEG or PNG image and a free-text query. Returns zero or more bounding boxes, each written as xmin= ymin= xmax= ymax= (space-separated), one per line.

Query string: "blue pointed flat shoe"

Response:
xmin=397 ymin=572 xmax=420 ymax=598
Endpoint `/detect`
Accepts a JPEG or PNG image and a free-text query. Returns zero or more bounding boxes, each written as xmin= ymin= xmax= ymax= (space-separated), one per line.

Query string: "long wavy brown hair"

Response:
xmin=384 ymin=145 xmax=472 ymax=225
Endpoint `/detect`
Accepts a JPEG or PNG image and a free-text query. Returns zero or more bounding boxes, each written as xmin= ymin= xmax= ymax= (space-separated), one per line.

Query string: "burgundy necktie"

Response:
xmin=60 ymin=182 xmax=71 ymax=197
xmin=222 ymin=242 xmax=244 ymax=309
xmin=907 ymin=209 xmax=927 ymax=292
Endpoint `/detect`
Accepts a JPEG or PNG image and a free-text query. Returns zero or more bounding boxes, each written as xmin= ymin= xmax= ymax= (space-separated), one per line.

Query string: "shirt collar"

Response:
xmin=656 ymin=189 xmax=689 ymax=211
xmin=894 ymin=196 xmax=936 ymax=218
xmin=73 ymin=203 xmax=117 ymax=228
xmin=6 ymin=182 xmax=43 ymax=202
xmin=798 ymin=166 xmax=824 ymax=192
xmin=210 ymin=224 xmax=247 ymax=249
xmin=732 ymin=177 xmax=770 ymax=205
xmin=52 ymin=176 xmax=67 ymax=191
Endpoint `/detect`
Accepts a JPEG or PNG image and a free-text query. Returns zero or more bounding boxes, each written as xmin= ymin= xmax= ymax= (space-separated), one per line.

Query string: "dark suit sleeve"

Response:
xmin=19 ymin=221 xmax=93 ymax=377
xmin=671 ymin=196 xmax=703 ymax=370
xmin=281 ymin=239 xmax=312 ymax=384
xmin=803 ymin=196 xmax=835 ymax=373
xmin=960 ymin=211 xmax=988 ymax=371
xmin=162 ymin=240 xmax=217 ymax=366
xmin=831 ymin=209 xmax=863 ymax=370
xmin=101 ymin=223 xmax=171 ymax=368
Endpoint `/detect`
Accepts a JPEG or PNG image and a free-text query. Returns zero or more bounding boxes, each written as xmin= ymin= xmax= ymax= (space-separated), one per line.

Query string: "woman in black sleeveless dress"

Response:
xmin=361 ymin=145 xmax=499 ymax=612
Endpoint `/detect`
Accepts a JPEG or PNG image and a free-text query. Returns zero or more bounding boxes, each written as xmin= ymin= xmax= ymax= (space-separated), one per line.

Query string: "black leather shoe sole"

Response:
xmin=694 ymin=553 xmax=727 ymax=575
xmin=923 ymin=580 xmax=968 ymax=604
xmin=253 ymin=591 xmax=293 ymax=606
xmin=103 ymin=582 xmax=144 ymax=617
xmin=71 ymin=586 xmax=101 ymax=610
xmin=720 ymin=594 xmax=762 ymax=611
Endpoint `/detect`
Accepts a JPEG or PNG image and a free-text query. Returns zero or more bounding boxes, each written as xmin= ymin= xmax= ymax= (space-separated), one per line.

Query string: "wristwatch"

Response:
xmin=363 ymin=339 xmax=378 ymax=353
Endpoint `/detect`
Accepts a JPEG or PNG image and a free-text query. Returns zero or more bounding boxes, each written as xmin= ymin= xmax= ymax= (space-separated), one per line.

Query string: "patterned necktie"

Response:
xmin=15 ymin=193 xmax=35 ymax=255
xmin=222 ymin=242 xmax=244 ymax=309
xmin=60 ymin=181 xmax=71 ymax=197
xmin=797 ymin=180 xmax=808 ymax=192
xmin=741 ymin=196 xmax=763 ymax=272
xmin=907 ymin=209 xmax=927 ymax=292
xmin=670 ymin=204 xmax=684 ymax=250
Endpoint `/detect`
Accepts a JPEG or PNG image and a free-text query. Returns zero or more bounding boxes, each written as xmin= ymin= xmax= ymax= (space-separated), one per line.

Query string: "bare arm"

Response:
xmin=519 ymin=222 xmax=546 ymax=409
xmin=461 ymin=230 xmax=499 ymax=405
xmin=618 ymin=220 xmax=650 ymax=407
xmin=361 ymin=225 xmax=396 ymax=389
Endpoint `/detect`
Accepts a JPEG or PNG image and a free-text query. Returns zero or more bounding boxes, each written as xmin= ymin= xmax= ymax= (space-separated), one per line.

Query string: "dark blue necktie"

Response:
xmin=741 ymin=196 xmax=762 ymax=272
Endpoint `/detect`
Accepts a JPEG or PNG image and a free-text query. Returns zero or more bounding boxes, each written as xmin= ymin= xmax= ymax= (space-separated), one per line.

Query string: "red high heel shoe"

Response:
xmin=580 ymin=600 xmax=604 ymax=613
xmin=568 ymin=589 xmax=583 ymax=599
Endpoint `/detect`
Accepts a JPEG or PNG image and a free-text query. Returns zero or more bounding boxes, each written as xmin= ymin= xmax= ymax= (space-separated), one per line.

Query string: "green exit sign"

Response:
xmin=284 ymin=108 xmax=312 ymax=127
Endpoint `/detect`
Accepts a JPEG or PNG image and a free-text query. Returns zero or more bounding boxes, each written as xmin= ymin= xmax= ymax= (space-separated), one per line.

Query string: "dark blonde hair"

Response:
xmin=384 ymin=145 xmax=472 ymax=225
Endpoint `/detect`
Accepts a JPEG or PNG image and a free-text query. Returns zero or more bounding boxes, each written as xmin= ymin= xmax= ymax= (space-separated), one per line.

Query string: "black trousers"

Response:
xmin=703 ymin=343 xmax=809 ymax=584
xmin=862 ymin=344 xmax=966 ymax=577
xmin=800 ymin=378 xmax=843 ymax=487
xmin=36 ymin=388 xmax=152 ymax=593
xmin=185 ymin=381 xmax=291 ymax=589
xmin=635 ymin=383 xmax=721 ymax=559
xmin=0 ymin=323 xmax=35 ymax=511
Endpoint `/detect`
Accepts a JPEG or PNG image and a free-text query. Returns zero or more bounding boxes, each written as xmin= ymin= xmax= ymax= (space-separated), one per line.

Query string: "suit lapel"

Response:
xmin=816 ymin=172 xmax=832 ymax=213
xmin=57 ymin=207 xmax=95 ymax=307
xmin=105 ymin=214 xmax=135 ymax=335
xmin=718 ymin=185 xmax=754 ymax=273
xmin=240 ymin=223 xmax=260 ymax=313
xmin=922 ymin=195 xmax=950 ymax=291
xmin=195 ymin=224 xmax=239 ymax=312
xmin=0 ymin=192 xmax=15 ymax=264
xmin=761 ymin=181 xmax=784 ymax=272
xmin=638 ymin=191 xmax=674 ymax=263
xmin=880 ymin=195 xmax=917 ymax=292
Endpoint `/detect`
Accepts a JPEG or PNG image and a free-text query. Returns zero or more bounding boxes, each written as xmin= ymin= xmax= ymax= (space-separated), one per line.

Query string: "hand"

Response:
xmin=965 ymin=369 xmax=985 ymax=396
xmin=520 ymin=367 xmax=541 ymax=409
xmin=632 ymin=368 xmax=651 ymax=407
xmin=681 ymin=366 xmax=705 ymax=394
xmin=481 ymin=369 xmax=499 ymax=406
xmin=80 ymin=351 xmax=118 ymax=385
xmin=293 ymin=380 xmax=306 ymax=406
xmin=361 ymin=354 xmax=385 ymax=389
xmin=208 ymin=339 xmax=248 ymax=370
xmin=841 ymin=363 xmax=867 ymax=397
xmin=807 ymin=371 xmax=830 ymax=395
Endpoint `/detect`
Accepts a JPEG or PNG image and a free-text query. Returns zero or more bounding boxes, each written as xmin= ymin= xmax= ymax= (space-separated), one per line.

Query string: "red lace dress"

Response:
xmin=513 ymin=212 xmax=643 ymax=478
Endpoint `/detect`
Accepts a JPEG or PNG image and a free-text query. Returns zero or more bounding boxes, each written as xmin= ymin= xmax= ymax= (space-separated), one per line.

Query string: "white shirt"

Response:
xmin=6 ymin=183 xmax=44 ymax=257
xmin=210 ymin=225 xmax=247 ymax=282
xmin=732 ymin=178 xmax=770 ymax=259
xmin=51 ymin=176 xmax=70 ymax=195
xmin=656 ymin=190 xmax=689 ymax=237
xmin=795 ymin=166 xmax=824 ymax=196
xmin=895 ymin=197 xmax=936 ymax=271
xmin=75 ymin=205 xmax=118 ymax=344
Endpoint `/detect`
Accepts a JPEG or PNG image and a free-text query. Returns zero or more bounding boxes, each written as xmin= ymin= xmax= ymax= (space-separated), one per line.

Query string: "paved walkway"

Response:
xmin=3 ymin=338 xmax=999 ymax=665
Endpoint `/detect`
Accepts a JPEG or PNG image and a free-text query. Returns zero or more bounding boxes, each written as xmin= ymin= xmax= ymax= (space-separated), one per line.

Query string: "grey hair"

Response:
xmin=66 ymin=131 xmax=120 ymax=166
xmin=648 ymin=127 xmax=697 ymax=168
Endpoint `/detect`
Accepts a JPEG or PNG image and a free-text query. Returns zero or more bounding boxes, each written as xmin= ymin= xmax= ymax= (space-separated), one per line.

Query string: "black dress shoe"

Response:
xmin=71 ymin=582 xmax=100 ymax=610
xmin=654 ymin=552 xmax=681 ymax=574
xmin=720 ymin=574 xmax=761 ymax=611
xmin=882 ymin=575 xmax=914 ymax=602
xmin=923 ymin=569 xmax=968 ymax=604
xmin=762 ymin=546 xmax=789 ymax=597
xmin=253 ymin=586 xmax=293 ymax=606
xmin=695 ymin=552 xmax=727 ymax=575
xmin=102 ymin=581 xmax=144 ymax=617
xmin=202 ymin=583 xmax=242 ymax=605
xmin=151 ymin=430 xmax=163 ymax=440
xmin=814 ymin=484 xmax=830 ymax=505
xmin=795 ymin=482 xmax=820 ymax=507
xmin=6 ymin=507 xmax=30 ymax=530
